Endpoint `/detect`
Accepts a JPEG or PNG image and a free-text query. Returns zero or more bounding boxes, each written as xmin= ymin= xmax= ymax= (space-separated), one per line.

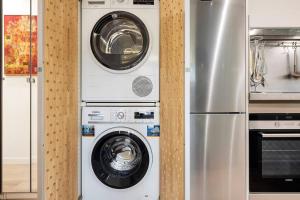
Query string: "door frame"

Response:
xmin=0 ymin=0 xmax=3 ymax=193
xmin=37 ymin=0 xmax=45 ymax=199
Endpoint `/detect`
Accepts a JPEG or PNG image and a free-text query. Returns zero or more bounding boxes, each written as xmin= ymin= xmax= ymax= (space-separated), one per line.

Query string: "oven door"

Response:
xmin=250 ymin=130 xmax=300 ymax=192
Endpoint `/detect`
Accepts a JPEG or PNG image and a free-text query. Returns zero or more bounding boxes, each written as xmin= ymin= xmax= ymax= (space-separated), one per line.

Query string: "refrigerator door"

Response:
xmin=190 ymin=0 xmax=246 ymax=113
xmin=190 ymin=114 xmax=246 ymax=200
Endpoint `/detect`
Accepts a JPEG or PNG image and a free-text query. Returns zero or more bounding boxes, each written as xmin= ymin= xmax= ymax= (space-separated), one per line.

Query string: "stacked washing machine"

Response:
xmin=81 ymin=0 xmax=160 ymax=199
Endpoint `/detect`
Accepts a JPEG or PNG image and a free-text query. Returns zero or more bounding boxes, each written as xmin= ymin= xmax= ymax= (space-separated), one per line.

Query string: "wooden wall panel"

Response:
xmin=44 ymin=0 xmax=78 ymax=199
xmin=160 ymin=0 xmax=185 ymax=199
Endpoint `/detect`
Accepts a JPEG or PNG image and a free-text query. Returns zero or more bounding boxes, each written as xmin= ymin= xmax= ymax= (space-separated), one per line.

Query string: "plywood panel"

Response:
xmin=44 ymin=0 xmax=78 ymax=199
xmin=160 ymin=0 xmax=185 ymax=199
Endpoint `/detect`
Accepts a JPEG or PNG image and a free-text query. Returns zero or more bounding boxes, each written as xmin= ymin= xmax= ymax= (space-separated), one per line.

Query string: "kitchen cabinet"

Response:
xmin=249 ymin=0 xmax=300 ymax=28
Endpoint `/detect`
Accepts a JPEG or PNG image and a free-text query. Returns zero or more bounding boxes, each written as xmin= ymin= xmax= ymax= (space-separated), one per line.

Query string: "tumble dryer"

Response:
xmin=81 ymin=0 xmax=159 ymax=102
xmin=81 ymin=106 xmax=160 ymax=200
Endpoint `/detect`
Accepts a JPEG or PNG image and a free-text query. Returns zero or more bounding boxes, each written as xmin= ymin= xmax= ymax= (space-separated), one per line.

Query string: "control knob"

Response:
xmin=117 ymin=112 xmax=125 ymax=120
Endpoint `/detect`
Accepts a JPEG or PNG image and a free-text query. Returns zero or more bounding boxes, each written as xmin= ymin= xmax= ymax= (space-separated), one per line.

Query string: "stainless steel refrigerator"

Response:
xmin=189 ymin=0 xmax=246 ymax=199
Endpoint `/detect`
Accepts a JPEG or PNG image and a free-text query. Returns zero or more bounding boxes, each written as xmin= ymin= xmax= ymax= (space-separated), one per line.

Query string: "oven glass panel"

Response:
xmin=262 ymin=139 xmax=300 ymax=178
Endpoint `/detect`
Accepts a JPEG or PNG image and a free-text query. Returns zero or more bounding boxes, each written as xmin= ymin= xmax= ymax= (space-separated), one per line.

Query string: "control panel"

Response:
xmin=250 ymin=120 xmax=300 ymax=130
xmin=82 ymin=0 xmax=157 ymax=8
xmin=84 ymin=107 xmax=158 ymax=124
xmin=249 ymin=113 xmax=300 ymax=130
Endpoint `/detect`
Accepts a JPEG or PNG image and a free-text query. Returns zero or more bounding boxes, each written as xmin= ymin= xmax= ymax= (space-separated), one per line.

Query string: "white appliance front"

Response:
xmin=81 ymin=106 xmax=160 ymax=200
xmin=81 ymin=0 xmax=159 ymax=102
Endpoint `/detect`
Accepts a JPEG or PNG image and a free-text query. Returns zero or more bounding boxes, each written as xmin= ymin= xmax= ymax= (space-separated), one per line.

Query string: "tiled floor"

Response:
xmin=2 ymin=164 xmax=37 ymax=193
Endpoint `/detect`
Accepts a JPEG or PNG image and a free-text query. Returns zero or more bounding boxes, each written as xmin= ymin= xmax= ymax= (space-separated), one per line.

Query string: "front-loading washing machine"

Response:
xmin=81 ymin=0 xmax=159 ymax=102
xmin=81 ymin=106 xmax=160 ymax=200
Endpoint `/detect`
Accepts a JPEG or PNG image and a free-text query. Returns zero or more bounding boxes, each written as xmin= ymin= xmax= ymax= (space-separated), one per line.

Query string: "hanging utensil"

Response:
xmin=250 ymin=40 xmax=267 ymax=90
xmin=291 ymin=42 xmax=300 ymax=77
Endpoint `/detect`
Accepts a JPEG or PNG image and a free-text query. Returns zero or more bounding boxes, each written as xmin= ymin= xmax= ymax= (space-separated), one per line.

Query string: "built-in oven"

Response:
xmin=249 ymin=113 xmax=300 ymax=193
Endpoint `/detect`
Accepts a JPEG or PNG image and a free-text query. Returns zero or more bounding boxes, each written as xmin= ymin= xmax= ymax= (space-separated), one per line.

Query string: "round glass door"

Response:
xmin=90 ymin=11 xmax=150 ymax=71
xmin=91 ymin=130 xmax=150 ymax=189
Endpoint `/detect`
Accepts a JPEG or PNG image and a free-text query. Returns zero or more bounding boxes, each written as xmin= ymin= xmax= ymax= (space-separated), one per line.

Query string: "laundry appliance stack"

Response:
xmin=80 ymin=0 xmax=160 ymax=199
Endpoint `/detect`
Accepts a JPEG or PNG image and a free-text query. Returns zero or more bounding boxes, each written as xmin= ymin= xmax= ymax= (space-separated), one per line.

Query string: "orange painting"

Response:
xmin=4 ymin=15 xmax=38 ymax=76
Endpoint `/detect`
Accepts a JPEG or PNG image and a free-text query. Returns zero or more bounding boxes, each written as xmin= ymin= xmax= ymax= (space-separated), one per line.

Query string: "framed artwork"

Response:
xmin=4 ymin=15 xmax=38 ymax=76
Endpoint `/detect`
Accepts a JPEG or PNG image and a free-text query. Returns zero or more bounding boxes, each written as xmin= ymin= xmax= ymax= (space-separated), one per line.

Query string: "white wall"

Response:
xmin=3 ymin=0 xmax=38 ymax=15
xmin=249 ymin=0 xmax=300 ymax=28
xmin=2 ymin=0 xmax=38 ymax=164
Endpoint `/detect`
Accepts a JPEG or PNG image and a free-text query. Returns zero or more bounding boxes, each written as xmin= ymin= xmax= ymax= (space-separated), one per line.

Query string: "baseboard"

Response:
xmin=0 ymin=193 xmax=37 ymax=199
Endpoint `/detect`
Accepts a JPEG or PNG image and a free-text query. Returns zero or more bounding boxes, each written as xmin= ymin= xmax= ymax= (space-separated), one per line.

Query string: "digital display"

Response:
xmin=133 ymin=0 xmax=154 ymax=5
xmin=134 ymin=112 xmax=154 ymax=119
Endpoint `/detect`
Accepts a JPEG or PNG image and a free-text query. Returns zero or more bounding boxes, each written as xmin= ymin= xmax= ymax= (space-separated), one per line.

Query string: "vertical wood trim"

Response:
xmin=44 ymin=0 xmax=78 ymax=199
xmin=38 ymin=0 xmax=45 ymax=198
xmin=160 ymin=0 xmax=185 ymax=199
